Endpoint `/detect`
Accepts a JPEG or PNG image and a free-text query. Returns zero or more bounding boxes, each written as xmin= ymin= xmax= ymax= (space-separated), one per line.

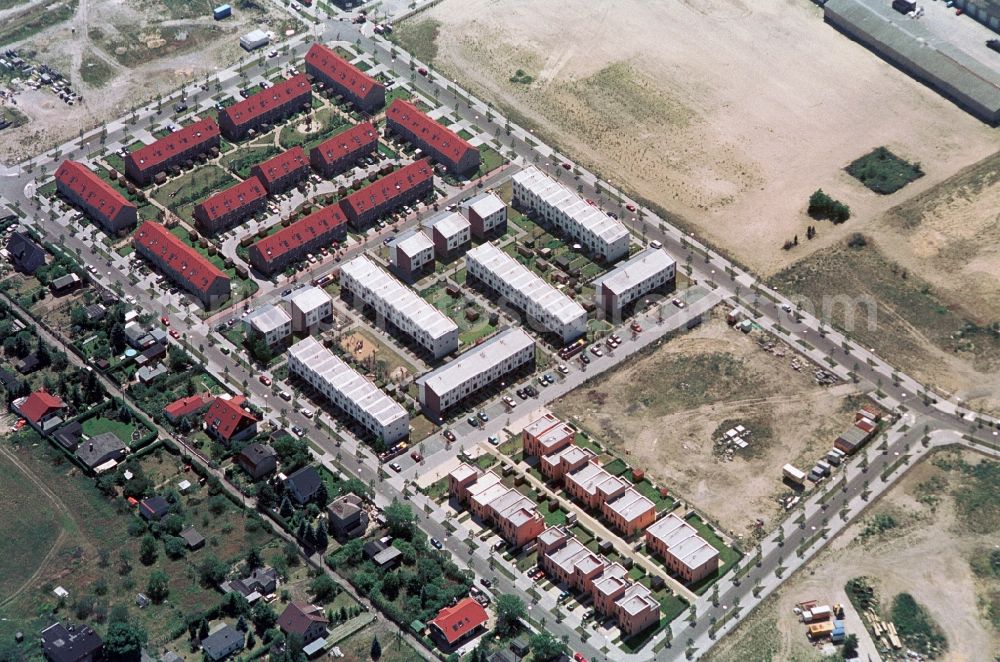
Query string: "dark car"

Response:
xmin=174 ymin=102 xmax=188 ymax=113
xmin=443 ymin=429 xmax=456 ymax=442
xmin=430 ymin=537 xmax=443 ymax=549
xmin=467 ymin=416 xmax=480 ymax=428
xmin=516 ymin=388 xmax=528 ymax=400
xmin=479 ymin=578 xmax=492 ymax=589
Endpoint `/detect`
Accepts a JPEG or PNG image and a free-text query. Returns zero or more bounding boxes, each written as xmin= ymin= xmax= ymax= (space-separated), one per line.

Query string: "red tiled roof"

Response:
xmin=277 ymin=602 xmax=329 ymax=636
xmin=250 ymin=204 xmax=348 ymax=267
xmin=126 ymin=118 xmax=220 ymax=174
xmin=18 ymin=389 xmax=66 ymax=424
xmin=340 ymin=159 xmax=433 ymax=218
xmin=163 ymin=393 xmax=211 ymax=419
xmin=252 ymin=146 xmax=309 ymax=188
xmin=430 ymin=597 xmax=488 ymax=645
xmin=133 ymin=221 xmax=229 ymax=298
xmin=222 ymin=74 xmax=312 ymax=130
xmin=304 ymin=43 xmax=383 ymax=103
xmin=203 ymin=395 xmax=257 ymax=442
xmin=195 ymin=176 xmax=267 ymax=223
xmin=386 ymin=99 xmax=477 ymax=167
xmin=55 ymin=160 xmax=136 ymax=220
xmin=310 ymin=122 xmax=377 ymax=169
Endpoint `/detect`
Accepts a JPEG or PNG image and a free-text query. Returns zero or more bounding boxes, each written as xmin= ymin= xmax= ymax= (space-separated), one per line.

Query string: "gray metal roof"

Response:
xmin=416 ymin=327 xmax=534 ymax=395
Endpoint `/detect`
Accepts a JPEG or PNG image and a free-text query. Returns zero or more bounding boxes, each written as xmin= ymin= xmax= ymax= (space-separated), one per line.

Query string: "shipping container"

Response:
xmin=783 ymin=463 xmax=806 ymax=485
xmin=213 ymin=3 xmax=231 ymax=19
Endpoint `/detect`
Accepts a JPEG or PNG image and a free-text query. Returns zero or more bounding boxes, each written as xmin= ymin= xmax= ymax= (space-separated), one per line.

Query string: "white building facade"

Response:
xmin=422 ymin=210 xmax=471 ymax=259
xmin=283 ymin=285 xmax=333 ymax=333
xmin=287 ymin=337 xmax=409 ymax=444
xmin=511 ymin=166 xmax=630 ymax=263
xmin=593 ymin=247 xmax=677 ymax=317
xmin=340 ymin=255 xmax=459 ymax=359
xmin=416 ymin=328 xmax=535 ymax=419
xmin=244 ymin=304 xmax=292 ymax=347
xmin=466 ymin=242 xmax=586 ymax=343
xmin=388 ymin=228 xmax=435 ymax=280
xmin=460 ymin=191 xmax=507 ymax=238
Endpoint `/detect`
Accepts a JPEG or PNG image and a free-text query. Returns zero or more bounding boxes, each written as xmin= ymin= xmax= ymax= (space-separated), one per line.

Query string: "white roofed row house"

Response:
xmin=287 ymin=336 xmax=409 ymax=444
xmin=466 ymin=242 xmax=587 ymax=343
xmin=340 ymin=255 xmax=459 ymax=360
xmin=416 ymin=327 xmax=535 ymax=420
xmin=244 ymin=285 xmax=333 ymax=350
xmin=645 ymin=513 xmax=720 ymax=584
xmin=460 ymin=191 xmax=507 ymax=239
xmin=511 ymin=166 xmax=630 ymax=263
xmin=593 ymin=247 xmax=677 ymax=319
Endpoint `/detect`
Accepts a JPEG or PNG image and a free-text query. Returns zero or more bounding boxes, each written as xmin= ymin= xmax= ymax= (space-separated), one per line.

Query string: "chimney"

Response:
xmin=89 ymin=443 xmax=94 ymax=452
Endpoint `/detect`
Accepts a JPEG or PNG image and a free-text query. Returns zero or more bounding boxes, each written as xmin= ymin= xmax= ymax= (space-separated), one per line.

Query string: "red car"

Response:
xmin=410 ymin=451 xmax=422 ymax=462
xmin=168 ymin=329 xmax=180 ymax=339
xmin=631 ymin=322 xmax=642 ymax=333
xmin=561 ymin=162 xmax=572 ymax=170
xmin=574 ymin=654 xmax=587 ymax=662
xmin=259 ymin=375 xmax=272 ymax=386
xmin=585 ymin=199 xmax=596 ymax=207
xmin=160 ymin=316 xmax=170 ymax=326
xmin=625 ymin=203 xmax=636 ymax=212
xmin=443 ymin=429 xmax=456 ymax=442
xmin=418 ymin=67 xmax=428 ymax=76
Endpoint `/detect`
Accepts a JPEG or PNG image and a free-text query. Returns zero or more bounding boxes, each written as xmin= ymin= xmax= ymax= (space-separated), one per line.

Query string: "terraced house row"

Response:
xmin=304 ymin=43 xmax=385 ymax=114
xmin=132 ymin=221 xmax=231 ymax=308
xmin=247 ymin=204 xmax=349 ymax=275
xmin=339 ymin=255 xmax=459 ymax=359
xmin=55 ymin=160 xmax=137 ymax=234
xmin=125 ymin=118 xmax=221 ymax=185
xmin=219 ymin=74 xmax=312 ymax=141
xmin=448 ymin=464 xmax=545 ymax=548
xmin=385 ymin=98 xmax=481 ymax=175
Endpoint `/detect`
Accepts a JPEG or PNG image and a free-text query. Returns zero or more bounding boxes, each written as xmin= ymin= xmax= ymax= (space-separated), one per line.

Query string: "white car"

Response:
xmin=267 ymin=49 xmax=278 ymax=58
xmin=125 ymin=295 xmax=137 ymax=305
xmin=590 ymin=346 xmax=604 ymax=357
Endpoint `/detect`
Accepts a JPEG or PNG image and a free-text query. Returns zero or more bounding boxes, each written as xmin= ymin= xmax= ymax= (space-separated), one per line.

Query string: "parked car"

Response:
xmin=390 ymin=462 xmax=402 ymax=473
xmin=488 ymin=435 xmax=500 ymax=446
xmin=672 ymin=298 xmax=685 ymax=308
xmin=502 ymin=395 xmax=516 ymax=408
xmin=259 ymin=375 xmax=272 ymax=386
xmin=631 ymin=322 xmax=643 ymax=333
xmin=280 ymin=390 xmax=292 ymax=401
xmin=430 ymin=537 xmax=443 ymax=549
xmin=579 ymin=354 xmax=590 ymax=365
xmin=516 ymin=388 xmax=528 ymax=400
xmin=625 ymin=203 xmax=636 ymax=212
xmin=590 ymin=346 xmax=603 ymax=357
xmin=291 ymin=425 xmax=305 ymax=437
xmin=561 ymin=162 xmax=572 ymax=170
xmin=410 ymin=451 xmax=422 ymax=462
xmin=160 ymin=316 xmax=170 ymax=326
xmin=477 ymin=410 xmax=489 ymax=422
xmin=525 ymin=385 xmax=539 ymax=397
xmin=557 ymin=364 xmax=569 ymax=374
xmin=467 ymin=416 xmax=480 ymax=428
xmin=173 ymin=102 xmax=188 ymax=113
xmin=417 ymin=67 xmax=428 ymax=76
xmin=169 ymin=329 xmax=180 ymax=339
xmin=443 ymin=429 xmax=456 ymax=442
xmin=479 ymin=578 xmax=492 ymax=589
xmin=300 ymin=408 xmax=314 ymax=418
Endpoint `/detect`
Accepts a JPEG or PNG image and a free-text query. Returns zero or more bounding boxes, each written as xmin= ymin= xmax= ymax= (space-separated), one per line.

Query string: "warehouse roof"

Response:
xmin=287 ymin=337 xmax=407 ymax=428
xmin=386 ymin=99 xmax=477 ymax=167
xmin=195 ymin=176 xmax=266 ymax=223
xmin=126 ymin=118 xmax=219 ymax=174
xmin=467 ymin=242 xmax=586 ymax=328
xmin=513 ymin=166 xmax=629 ymax=245
xmin=55 ymin=160 xmax=136 ymax=221
xmin=340 ymin=159 xmax=433 ymax=218
xmin=416 ymin=327 xmax=534 ymax=395
xmin=341 ymin=255 xmax=457 ymax=342
xmin=594 ymin=247 xmax=676 ymax=296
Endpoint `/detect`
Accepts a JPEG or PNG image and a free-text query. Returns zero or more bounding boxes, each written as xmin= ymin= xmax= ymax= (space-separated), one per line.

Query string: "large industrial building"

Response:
xmin=511 ymin=166 xmax=630 ymax=263
xmin=593 ymin=247 xmax=676 ymax=318
xmin=825 ymin=0 xmax=1000 ymax=124
xmin=219 ymin=74 xmax=312 ymax=140
xmin=124 ymin=118 xmax=221 ymax=185
xmin=55 ymin=160 xmax=137 ymax=234
xmin=466 ymin=242 xmax=587 ymax=343
xmin=416 ymin=327 xmax=535 ymax=419
xmin=287 ymin=337 xmax=409 ymax=444
xmin=194 ymin=176 xmax=267 ymax=235
xmin=340 ymin=255 xmax=458 ymax=359
xmin=385 ymin=99 xmax=481 ymax=175
xmin=304 ymin=43 xmax=385 ymax=113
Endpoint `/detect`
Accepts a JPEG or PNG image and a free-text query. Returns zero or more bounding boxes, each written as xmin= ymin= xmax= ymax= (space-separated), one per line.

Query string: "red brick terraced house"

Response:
xmin=194 ymin=176 xmax=267 ymax=235
xmin=203 ymin=394 xmax=258 ymax=444
xmin=304 ymin=43 xmax=385 ymax=113
xmin=309 ymin=122 xmax=378 ymax=178
xmin=250 ymin=146 xmax=310 ymax=195
xmin=385 ymin=99 xmax=480 ymax=175
xmin=644 ymin=513 xmax=720 ymax=584
xmin=219 ymin=74 xmax=312 ymax=141
xmin=133 ymin=221 xmax=231 ymax=309
xmin=247 ymin=204 xmax=349 ymax=275
xmin=339 ymin=158 xmax=433 ymax=229
xmin=124 ymin=118 xmax=221 ymax=185
xmin=55 ymin=161 xmax=138 ymax=234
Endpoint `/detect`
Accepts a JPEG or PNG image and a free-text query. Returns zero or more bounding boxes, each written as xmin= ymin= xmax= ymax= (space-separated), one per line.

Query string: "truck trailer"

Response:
xmin=783 ymin=463 xmax=807 ymax=485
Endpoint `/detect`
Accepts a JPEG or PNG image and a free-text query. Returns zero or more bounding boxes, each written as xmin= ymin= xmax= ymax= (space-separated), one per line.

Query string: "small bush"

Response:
xmin=891 ymin=592 xmax=947 ymax=657
xmin=808 ymin=189 xmax=850 ymax=223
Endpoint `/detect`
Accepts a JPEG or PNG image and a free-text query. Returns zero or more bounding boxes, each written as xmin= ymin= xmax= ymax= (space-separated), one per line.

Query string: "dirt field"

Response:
xmin=400 ymin=0 xmax=997 ymax=278
xmin=552 ymin=313 xmax=863 ymax=540
xmin=0 ymin=0 xmax=297 ymax=162
xmin=705 ymin=447 xmax=1000 ymax=662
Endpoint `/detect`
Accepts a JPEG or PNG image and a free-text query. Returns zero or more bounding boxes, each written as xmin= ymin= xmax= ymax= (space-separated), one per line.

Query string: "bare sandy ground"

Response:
xmin=553 ymin=314 xmax=862 ymax=541
xmin=413 ymin=0 xmax=997 ymax=278
xmin=0 ymin=0 xmax=295 ymax=162
xmin=707 ymin=448 xmax=1000 ymax=662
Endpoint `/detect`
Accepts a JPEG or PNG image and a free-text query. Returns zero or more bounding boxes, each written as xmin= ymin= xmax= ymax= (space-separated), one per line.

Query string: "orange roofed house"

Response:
xmin=133 ymin=221 xmax=231 ymax=308
xmin=309 ymin=122 xmax=378 ymax=178
xmin=247 ymin=204 xmax=348 ymax=274
xmin=55 ymin=161 xmax=137 ymax=234
xmin=429 ymin=597 xmax=488 ymax=649
xmin=385 ymin=99 xmax=480 ymax=175
xmin=219 ymin=74 xmax=312 ymax=141
xmin=251 ymin=146 xmax=310 ymax=195
xmin=304 ymin=43 xmax=385 ymax=113
xmin=339 ymin=159 xmax=434 ymax=229
xmin=203 ymin=395 xmax=258 ymax=444
xmin=194 ymin=176 xmax=267 ymax=235
xmin=124 ymin=118 xmax=220 ymax=185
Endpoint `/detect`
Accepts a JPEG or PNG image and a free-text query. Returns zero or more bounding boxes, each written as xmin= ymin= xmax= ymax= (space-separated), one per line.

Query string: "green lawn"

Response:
xmin=82 ymin=415 xmax=138 ymax=444
xmin=151 ymin=165 xmax=237 ymax=223
xmin=846 ymin=146 xmax=924 ymax=195
xmin=684 ymin=512 xmax=741 ymax=579
xmin=478 ymin=145 xmax=505 ymax=175
xmin=543 ymin=505 xmax=567 ymax=526
xmin=633 ymin=479 xmax=676 ymax=512
xmin=603 ymin=457 xmax=629 ymax=476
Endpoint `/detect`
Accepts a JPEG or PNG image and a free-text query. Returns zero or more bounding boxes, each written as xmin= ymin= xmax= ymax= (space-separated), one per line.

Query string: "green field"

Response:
xmin=388 ymin=18 xmax=441 ymax=64
xmin=152 ymin=165 xmax=237 ymax=223
xmin=82 ymin=416 xmax=138 ymax=444
xmin=0 ymin=449 xmax=65 ymax=602
xmin=847 ymin=146 xmax=924 ymax=195
xmin=79 ymin=52 xmax=116 ymax=88
xmin=277 ymin=106 xmax=349 ymax=151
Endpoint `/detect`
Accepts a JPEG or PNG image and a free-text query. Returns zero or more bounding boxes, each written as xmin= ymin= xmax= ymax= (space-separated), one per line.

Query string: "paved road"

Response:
xmin=1 ymin=3 xmax=999 ymax=660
